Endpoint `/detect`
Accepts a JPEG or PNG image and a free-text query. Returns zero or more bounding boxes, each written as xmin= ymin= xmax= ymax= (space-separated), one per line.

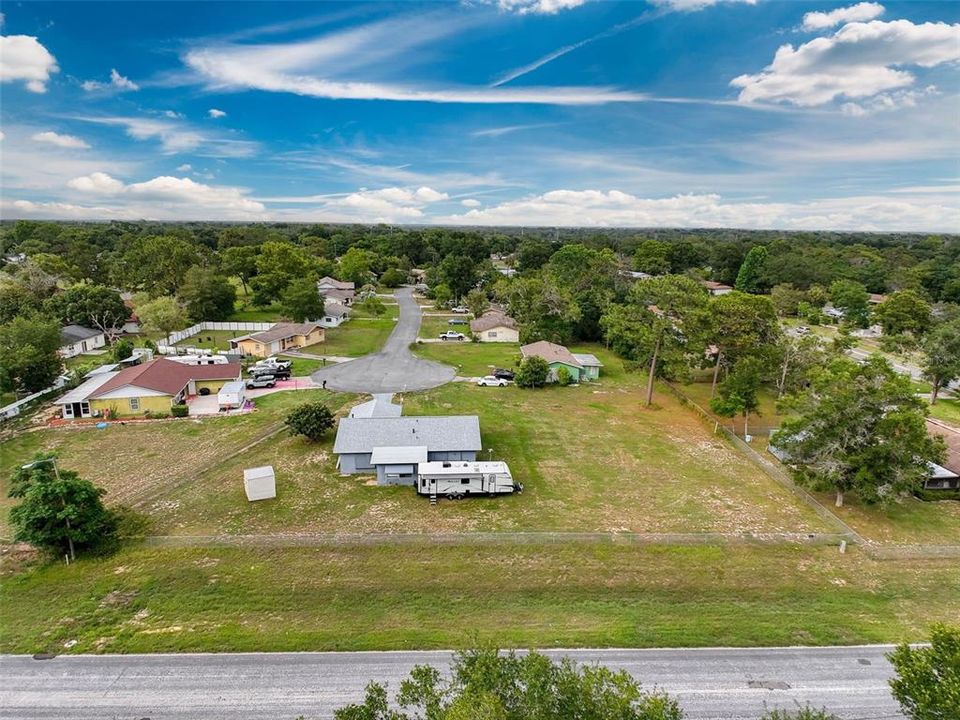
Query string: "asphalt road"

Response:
xmin=1 ymin=646 xmax=904 ymax=719
xmin=310 ymin=287 xmax=455 ymax=393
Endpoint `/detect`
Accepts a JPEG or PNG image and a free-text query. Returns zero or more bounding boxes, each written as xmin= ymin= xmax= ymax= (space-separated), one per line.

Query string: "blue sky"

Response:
xmin=1 ymin=0 xmax=957 ymax=230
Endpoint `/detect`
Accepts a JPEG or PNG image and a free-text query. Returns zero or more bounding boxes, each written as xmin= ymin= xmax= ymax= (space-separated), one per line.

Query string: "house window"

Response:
xmin=80 ymin=402 xmax=90 ymax=416
xmin=63 ymin=404 xmax=73 ymax=418
xmin=129 ymin=397 xmax=140 ymax=411
xmin=489 ymin=331 xmax=497 ymax=338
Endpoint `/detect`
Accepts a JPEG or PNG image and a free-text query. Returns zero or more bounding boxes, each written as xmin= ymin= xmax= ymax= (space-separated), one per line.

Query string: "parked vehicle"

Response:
xmin=168 ymin=353 xmax=229 ymax=366
xmin=492 ymin=368 xmax=515 ymax=380
xmin=218 ymin=380 xmax=246 ymax=409
xmin=450 ymin=306 xmax=469 ymax=314
xmin=255 ymin=356 xmax=292 ymax=371
xmin=439 ymin=331 xmax=467 ymax=341
xmin=477 ymin=375 xmax=508 ymax=387
xmin=246 ymin=376 xmax=276 ymax=389
xmin=417 ymin=461 xmax=521 ymax=500
xmin=795 ymin=326 xmax=810 ymax=335
xmin=448 ymin=318 xmax=468 ymax=325
xmin=250 ymin=365 xmax=290 ymax=379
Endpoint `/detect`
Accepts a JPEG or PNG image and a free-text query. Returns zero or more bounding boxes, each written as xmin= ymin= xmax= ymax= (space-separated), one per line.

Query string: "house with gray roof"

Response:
xmin=59 ymin=325 xmax=106 ymax=358
xmin=334 ymin=414 xmax=482 ymax=485
xmin=520 ymin=341 xmax=602 ymax=382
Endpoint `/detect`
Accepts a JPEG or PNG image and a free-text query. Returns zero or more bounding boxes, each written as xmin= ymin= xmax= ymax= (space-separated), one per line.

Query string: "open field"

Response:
xmin=302 ymin=317 xmax=396 ymax=357
xmin=2 ymin=543 xmax=958 ymax=654
xmin=414 ymin=341 xmax=521 ymax=377
xmin=418 ymin=314 xmax=469 ymax=338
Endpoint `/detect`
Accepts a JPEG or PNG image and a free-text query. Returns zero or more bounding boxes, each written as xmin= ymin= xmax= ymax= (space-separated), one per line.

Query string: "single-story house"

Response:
xmin=925 ymin=419 xmax=960 ymax=491
xmin=317 ymin=276 xmax=356 ymax=306
xmin=59 ymin=325 xmax=106 ymax=358
xmin=520 ymin=340 xmax=603 ymax=382
xmin=57 ymin=358 xmax=241 ymax=419
xmin=334 ymin=414 xmax=482 ymax=485
xmin=230 ymin=322 xmax=324 ymax=358
xmin=700 ymin=280 xmax=733 ymax=296
xmin=868 ymin=293 xmax=888 ymax=305
xmin=318 ymin=300 xmax=350 ymax=328
xmin=120 ymin=300 xmax=141 ymax=335
xmin=470 ymin=310 xmax=520 ymax=343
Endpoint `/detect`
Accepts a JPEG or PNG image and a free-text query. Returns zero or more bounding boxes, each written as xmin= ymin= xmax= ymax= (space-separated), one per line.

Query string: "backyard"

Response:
xmin=302 ymin=317 xmax=397 ymax=357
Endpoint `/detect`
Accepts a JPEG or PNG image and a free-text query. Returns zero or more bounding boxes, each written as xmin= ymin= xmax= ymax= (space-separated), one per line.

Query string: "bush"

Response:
xmin=111 ymin=338 xmax=134 ymax=363
xmin=171 ymin=404 xmax=189 ymax=418
xmin=761 ymin=710 xmax=840 ymax=720
xmin=379 ymin=268 xmax=407 ymax=287
xmin=515 ymin=356 xmax=550 ymax=388
xmin=888 ymin=624 xmax=960 ymax=720
xmin=285 ymin=402 xmax=335 ymax=441
xmin=556 ymin=366 xmax=573 ymax=386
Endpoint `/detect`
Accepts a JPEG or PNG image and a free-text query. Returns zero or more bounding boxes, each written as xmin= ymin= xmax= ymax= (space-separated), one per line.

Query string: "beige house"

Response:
xmin=230 ymin=322 xmax=324 ymax=358
xmin=469 ymin=310 xmax=520 ymax=343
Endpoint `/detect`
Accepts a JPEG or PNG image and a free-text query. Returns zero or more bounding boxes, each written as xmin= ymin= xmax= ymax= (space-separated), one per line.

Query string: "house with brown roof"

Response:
xmin=925 ymin=419 xmax=960 ymax=490
xmin=520 ymin=340 xmax=602 ymax=382
xmin=317 ymin=276 xmax=356 ymax=306
xmin=229 ymin=322 xmax=324 ymax=358
xmin=699 ymin=280 xmax=733 ymax=296
xmin=56 ymin=358 xmax=241 ymax=419
xmin=470 ymin=310 xmax=520 ymax=343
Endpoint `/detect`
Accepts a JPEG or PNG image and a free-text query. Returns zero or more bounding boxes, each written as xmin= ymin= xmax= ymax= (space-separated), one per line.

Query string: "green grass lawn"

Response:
xmin=413 ymin=342 xmax=521 ymax=377
xmin=929 ymin=398 xmax=960 ymax=427
xmin=3 ymin=543 xmax=958 ymax=654
xmin=419 ymin=315 xmax=470 ymax=339
xmin=174 ymin=329 xmax=243 ymax=352
xmin=302 ymin=317 xmax=396 ymax=357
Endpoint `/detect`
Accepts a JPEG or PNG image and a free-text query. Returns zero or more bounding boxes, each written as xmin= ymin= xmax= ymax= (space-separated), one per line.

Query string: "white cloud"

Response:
xmin=802 ymin=2 xmax=884 ymax=31
xmin=176 ymin=163 xmax=193 ymax=172
xmin=208 ymin=108 xmax=227 ymax=118
xmin=74 ymin=116 xmax=258 ymax=157
xmin=67 ymin=171 xmax=125 ymax=193
xmin=649 ymin=0 xmax=755 ymax=11
xmin=731 ymin=19 xmax=960 ymax=109
xmin=31 ymin=131 xmax=91 ymax=149
xmin=82 ymin=68 xmax=139 ymax=92
xmin=493 ymin=0 xmax=586 ymax=15
xmin=461 ymin=198 xmax=482 ymax=207
xmin=261 ymin=184 xmax=450 ymax=223
xmin=163 ymin=110 xmax=184 ymax=119
xmin=412 ymin=186 xmax=449 ymax=202
xmin=434 ymin=188 xmax=959 ymax=232
xmin=471 ymin=123 xmax=554 ymax=138
xmin=0 ymin=131 xmax=4 ymax=141
xmin=0 ymin=34 xmax=58 ymax=92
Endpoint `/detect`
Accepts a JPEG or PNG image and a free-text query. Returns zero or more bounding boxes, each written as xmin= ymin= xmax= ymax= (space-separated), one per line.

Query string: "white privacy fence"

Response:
xmin=158 ymin=321 xmax=275 ymax=352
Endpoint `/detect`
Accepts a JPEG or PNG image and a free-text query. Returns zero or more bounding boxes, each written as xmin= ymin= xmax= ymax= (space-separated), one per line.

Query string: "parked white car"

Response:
xmin=450 ymin=306 xmax=469 ymax=314
xmin=477 ymin=375 xmax=508 ymax=387
xmin=439 ymin=331 xmax=467 ymax=341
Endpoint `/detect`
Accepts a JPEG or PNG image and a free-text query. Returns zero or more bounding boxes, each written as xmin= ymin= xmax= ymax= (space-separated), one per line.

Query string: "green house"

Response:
xmin=520 ymin=341 xmax=602 ymax=383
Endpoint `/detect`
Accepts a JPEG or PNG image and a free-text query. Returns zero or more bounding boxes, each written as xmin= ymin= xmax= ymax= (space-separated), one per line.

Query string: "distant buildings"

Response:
xmin=317 ymin=276 xmax=356 ymax=306
xmin=470 ymin=310 xmax=520 ymax=343
xmin=230 ymin=322 xmax=324 ymax=358
xmin=699 ymin=280 xmax=733 ymax=296
xmin=59 ymin=325 xmax=106 ymax=358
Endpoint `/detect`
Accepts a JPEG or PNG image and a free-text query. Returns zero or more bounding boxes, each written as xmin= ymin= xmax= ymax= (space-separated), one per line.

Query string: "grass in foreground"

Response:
xmin=3 ymin=543 xmax=958 ymax=654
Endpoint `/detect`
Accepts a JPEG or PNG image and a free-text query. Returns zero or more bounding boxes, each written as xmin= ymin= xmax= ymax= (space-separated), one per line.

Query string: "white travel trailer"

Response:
xmin=217 ymin=380 xmax=246 ymax=410
xmin=168 ymin=353 xmax=229 ymax=366
xmin=416 ymin=461 xmax=521 ymax=500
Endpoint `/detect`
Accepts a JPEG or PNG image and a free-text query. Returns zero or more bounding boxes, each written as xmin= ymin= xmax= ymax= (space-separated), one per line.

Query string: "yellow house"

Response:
xmin=230 ymin=322 xmax=325 ymax=358
xmin=57 ymin=358 xmax=241 ymax=419
xmin=469 ymin=310 xmax=520 ymax=343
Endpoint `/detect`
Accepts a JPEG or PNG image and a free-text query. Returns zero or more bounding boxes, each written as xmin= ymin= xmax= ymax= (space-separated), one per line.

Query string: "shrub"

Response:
xmin=171 ymin=404 xmax=189 ymax=418
xmin=556 ymin=366 xmax=573 ymax=386
xmin=515 ymin=356 xmax=550 ymax=388
xmin=285 ymin=402 xmax=335 ymax=441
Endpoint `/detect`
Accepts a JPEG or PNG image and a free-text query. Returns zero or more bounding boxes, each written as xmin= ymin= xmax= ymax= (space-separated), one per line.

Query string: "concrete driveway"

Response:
xmin=311 ymin=288 xmax=455 ymax=393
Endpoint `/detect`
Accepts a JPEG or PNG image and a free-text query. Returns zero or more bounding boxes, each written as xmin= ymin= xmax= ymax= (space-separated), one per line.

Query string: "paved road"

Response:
xmin=310 ymin=288 xmax=455 ymax=393
xmin=1 ymin=646 xmax=903 ymax=719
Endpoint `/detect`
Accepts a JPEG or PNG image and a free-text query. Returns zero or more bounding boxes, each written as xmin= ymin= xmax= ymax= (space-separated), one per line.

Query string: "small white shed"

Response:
xmin=243 ymin=465 xmax=276 ymax=501
xmin=218 ymin=380 xmax=246 ymax=410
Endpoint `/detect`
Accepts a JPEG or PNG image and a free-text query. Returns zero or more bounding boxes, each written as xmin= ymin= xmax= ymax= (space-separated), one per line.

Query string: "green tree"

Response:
xmin=251 ymin=241 xmax=320 ymax=306
xmin=338 ymin=247 xmax=374 ymax=287
xmin=774 ymin=355 xmax=943 ymax=507
xmin=873 ymin=290 xmax=933 ymax=337
xmin=497 ymin=275 xmax=579 ymax=345
xmin=136 ymin=295 xmax=188 ymax=336
xmin=111 ymin=338 xmax=134 ymax=363
xmin=178 ymin=268 xmax=237 ymax=322
xmin=436 ymin=254 xmax=479 ymax=301
xmin=707 ymin=291 xmax=781 ymax=396
xmin=115 ymin=235 xmax=202 ymax=295
xmin=281 ymin=277 xmax=326 ymax=322
xmin=9 ymin=454 xmax=117 ymax=560
xmin=44 ymin=284 xmax=129 ymax=342
xmin=922 ymin=318 xmax=960 ymax=404
xmin=335 ymin=647 xmax=682 ymax=720
xmin=516 ymin=239 xmax=553 ymax=272
xmin=515 ymin=356 xmax=550 ymax=388
xmin=430 ymin=283 xmax=453 ymax=309
xmin=633 ymin=239 xmax=671 ymax=275
xmin=710 ymin=355 xmax=764 ymax=436
xmin=285 ymin=402 xmax=335 ymax=441
xmin=465 ymin=288 xmax=489 ymax=318
xmin=379 ymin=268 xmax=407 ymax=288
xmin=0 ymin=313 xmax=62 ymax=393
xmin=774 ymin=333 xmax=826 ymax=399
xmin=220 ymin=245 xmax=260 ymax=296
xmin=734 ymin=245 xmax=768 ymax=293
xmin=355 ymin=296 xmax=387 ymax=317
xmin=829 ymin=279 xmax=870 ymax=327
xmin=601 ymin=275 xmax=710 ymax=406
xmin=888 ymin=624 xmax=960 ymax=720
xmin=0 ymin=276 xmax=44 ymax=324
xmin=769 ymin=283 xmax=806 ymax=317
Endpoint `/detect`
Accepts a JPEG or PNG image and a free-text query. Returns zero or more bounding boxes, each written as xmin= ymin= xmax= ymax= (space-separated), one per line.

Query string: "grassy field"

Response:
xmin=419 ymin=314 xmax=469 ymax=338
xmin=174 ymin=329 xmax=243 ymax=352
xmin=414 ymin=342 xmax=521 ymax=377
xmin=303 ymin=317 xmax=396 ymax=357
xmin=929 ymin=398 xmax=960 ymax=427
xmin=3 ymin=543 xmax=958 ymax=654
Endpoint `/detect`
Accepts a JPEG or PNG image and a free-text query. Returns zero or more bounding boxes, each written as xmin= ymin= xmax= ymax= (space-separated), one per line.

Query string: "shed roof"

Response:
xmin=470 ymin=310 xmax=518 ymax=333
xmin=60 ymin=325 xmax=103 ymax=345
xmin=88 ymin=358 xmax=240 ymax=398
xmin=370 ymin=446 xmax=428 ymax=465
xmin=58 ymin=372 xmax=118 ymax=405
xmin=521 ymin=340 xmax=582 ymax=368
xmin=572 ymin=353 xmax=603 ymax=368
xmin=334 ymin=415 xmax=482 ymax=454
xmin=244 ymin=465 xmax=275 ymax=481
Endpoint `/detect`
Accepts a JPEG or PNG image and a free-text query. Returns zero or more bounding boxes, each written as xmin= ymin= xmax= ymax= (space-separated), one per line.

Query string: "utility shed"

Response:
xmin=243 ymin=465 xmax=276 ymax=501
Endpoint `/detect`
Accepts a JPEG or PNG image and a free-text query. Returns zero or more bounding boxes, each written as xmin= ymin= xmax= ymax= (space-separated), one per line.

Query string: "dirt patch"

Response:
xmin=99 ymin=590 xmax=138 ymax=608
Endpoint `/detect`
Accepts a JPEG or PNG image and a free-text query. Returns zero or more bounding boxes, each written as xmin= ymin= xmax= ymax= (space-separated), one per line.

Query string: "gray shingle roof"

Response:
xmin=334 ymin=415 xmax=482 ymax=454
xmin=349 ymin=393 xmax=403 ymax=418
xmin=248 ymin=322 xmax=322 ymax=344
xmin=60 ymin=325 xmax=103 ymax=345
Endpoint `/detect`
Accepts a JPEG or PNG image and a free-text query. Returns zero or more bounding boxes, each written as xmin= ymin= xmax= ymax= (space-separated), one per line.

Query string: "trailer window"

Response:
xmin=461 ymin=478 xmax=470 ymax=484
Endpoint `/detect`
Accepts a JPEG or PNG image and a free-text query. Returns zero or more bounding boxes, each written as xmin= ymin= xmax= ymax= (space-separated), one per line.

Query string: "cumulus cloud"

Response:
xmin=208 ymin=108 xmax=227 ymax=118
xmin=434 ymin=188 xmax=958 ymax=232
xmin=649 ymin=0 xmax=755 ymax=11
xmin=492 ymin=0 xmax=586 ymax=15
xmin=802 ymin=2 xmax=884 ymax=31
xmin=81 ymin=68 xmax=139 ymax=92
xmin=0 ymin=34 xmax=58 ymax=92
xmin=731 ymin=19 xmax=960 ymax=109
xmin=31 ymin=131 xmax=90 ymax=149
xmin=67 ymin=171 xmax=125 ymax=193
xmin=176 ymin=163 xmax=193 ymax=172
xmin=163 ymin=110 xmax=184 ymax=119
xmin=461 ymin=198 xmax=482 ymax=207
